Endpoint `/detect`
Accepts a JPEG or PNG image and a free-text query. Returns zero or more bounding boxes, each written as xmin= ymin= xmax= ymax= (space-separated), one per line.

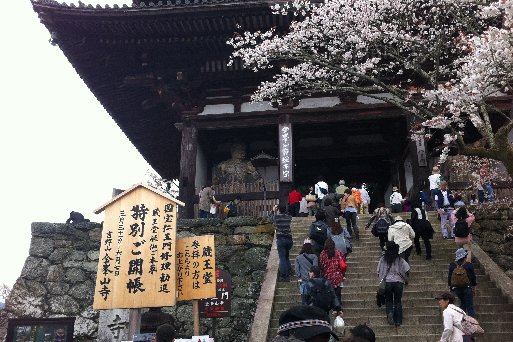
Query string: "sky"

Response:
xmin=0 ymin=0 xmax=152 ymax=293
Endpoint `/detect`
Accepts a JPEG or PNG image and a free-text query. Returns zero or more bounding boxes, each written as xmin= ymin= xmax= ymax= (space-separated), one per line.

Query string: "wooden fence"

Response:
xmin=193 ymin=181 xmax=281 ymax=218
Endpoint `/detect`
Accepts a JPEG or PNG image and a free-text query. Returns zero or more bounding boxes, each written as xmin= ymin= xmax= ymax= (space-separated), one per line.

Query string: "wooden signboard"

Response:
xmin=176 ymin=235 xmax=216 ymax=301
xmin=93 ymin=184 xmax=184 ymax=309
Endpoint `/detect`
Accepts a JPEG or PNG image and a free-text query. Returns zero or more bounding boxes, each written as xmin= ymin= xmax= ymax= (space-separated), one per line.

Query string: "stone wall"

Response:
xmin=472 ymin=203 xmax=513 ymax=278
xmin=3 ymin=217 xmax=274 ymax=342
xmin=4 ymin=222 xmax=102 ymax=341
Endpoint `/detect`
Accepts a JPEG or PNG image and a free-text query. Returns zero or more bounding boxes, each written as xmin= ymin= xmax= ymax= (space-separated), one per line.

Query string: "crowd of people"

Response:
xmin=271 ymin=172 xmax=479 ymax=342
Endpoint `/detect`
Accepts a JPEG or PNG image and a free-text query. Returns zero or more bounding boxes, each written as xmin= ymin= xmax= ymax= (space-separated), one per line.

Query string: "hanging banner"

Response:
xmin=176 ymin=235 xmax=216 ymax=301
xmin=279 ymin=123 xmax=293 ymax=182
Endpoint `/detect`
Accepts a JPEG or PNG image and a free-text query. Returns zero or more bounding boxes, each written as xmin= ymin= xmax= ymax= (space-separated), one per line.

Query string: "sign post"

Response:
xmin=93 ymin=184 xmax=184 ymax=339
xmin=176 ymin=235 xmax=216 ymax=336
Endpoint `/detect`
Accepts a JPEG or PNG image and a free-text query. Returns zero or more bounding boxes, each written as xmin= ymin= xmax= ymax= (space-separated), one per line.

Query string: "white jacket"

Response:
xmin=388 ymin=221 xmax=415 ymax=254
xmin=440 ymin=304 xmax=464 ymax=342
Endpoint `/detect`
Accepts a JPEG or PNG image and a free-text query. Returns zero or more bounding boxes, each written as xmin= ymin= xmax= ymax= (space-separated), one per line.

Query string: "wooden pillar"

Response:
xmin=398 ymin=158 xmax=407 ymax=195
xmin=278 ymin=115 xmax=293 ymax=205
xmin=178 ymin=122 xmax=198 ymax=219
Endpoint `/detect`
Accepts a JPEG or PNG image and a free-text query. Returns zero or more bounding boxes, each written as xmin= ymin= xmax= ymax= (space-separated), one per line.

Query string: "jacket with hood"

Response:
xmin=388 ymin=220 xmax=415 ymax=254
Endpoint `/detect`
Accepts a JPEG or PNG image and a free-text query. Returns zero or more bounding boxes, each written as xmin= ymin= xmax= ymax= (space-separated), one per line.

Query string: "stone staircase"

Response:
xmin=267 ymin=214 xmax=513 ymax=341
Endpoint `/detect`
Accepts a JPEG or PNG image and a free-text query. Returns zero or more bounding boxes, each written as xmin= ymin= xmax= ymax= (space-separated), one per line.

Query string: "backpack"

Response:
xmin=309 ymin=222 xmax=327 ymax=246
xmin=320 ymin=187 xmax=328 ymax=195
xmin=374 ymin=218 xmax=390 ymax=235
xmin=310 ymin=280 xmax=333 ymax=312
xmin=454 ymin=219 xmax=470 ymax=238
xmin=224 ymin=202 xmax=235 ymax=215
xmin=451 ymin=263 xmax=470 ymax=288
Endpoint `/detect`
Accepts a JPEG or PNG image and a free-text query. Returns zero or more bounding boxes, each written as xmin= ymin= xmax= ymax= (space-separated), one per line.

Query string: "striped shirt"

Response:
xmin=273 ymin=213 xmax=293 ymax=239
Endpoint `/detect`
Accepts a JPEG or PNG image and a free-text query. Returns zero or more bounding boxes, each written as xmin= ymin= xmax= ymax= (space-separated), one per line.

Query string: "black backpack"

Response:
xmin=454 ymin=219 xmax=470 ymax=238
xmin=374 ymin=218 xmax=390 ymax=235
xmin=310 ymin=280 xmax=332 ymax=311
xmin=309 ymin=222 xmax=327 ymax=246
xmin=320 ymin=187 xmax=328 ymax=195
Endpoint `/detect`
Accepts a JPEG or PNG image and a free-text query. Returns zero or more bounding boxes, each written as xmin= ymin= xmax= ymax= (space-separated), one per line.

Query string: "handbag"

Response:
xmin=452 ymin=307 xmax=484 ymax=335
xmin=338 ymin=257 xmax=347 ymax=274
xmin=377 ymin=264 xmax=392 ymax=296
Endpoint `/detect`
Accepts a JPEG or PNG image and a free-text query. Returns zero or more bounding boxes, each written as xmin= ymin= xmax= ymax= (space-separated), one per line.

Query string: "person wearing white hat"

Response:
xmin=389 ymin=186 xmax=403 ymax=213
xmin=428 ymin=166 xmax=442 ymax=209
xmin=387 ymin=216 xmax=415 ymax=263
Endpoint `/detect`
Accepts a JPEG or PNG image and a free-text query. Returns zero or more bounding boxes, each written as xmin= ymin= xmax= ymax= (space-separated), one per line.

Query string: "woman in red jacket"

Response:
xmin=319 ymin=238 xmax=346 ymax=305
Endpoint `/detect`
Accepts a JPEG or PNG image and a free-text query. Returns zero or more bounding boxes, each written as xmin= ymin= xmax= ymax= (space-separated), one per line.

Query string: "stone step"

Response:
xmin=268 ymin=216 xmax=513 ymax=342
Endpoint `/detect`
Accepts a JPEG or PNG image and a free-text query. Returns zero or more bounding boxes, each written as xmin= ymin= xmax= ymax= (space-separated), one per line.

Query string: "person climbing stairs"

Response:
xmin=267 ymin=213 xmax=513 ymax=341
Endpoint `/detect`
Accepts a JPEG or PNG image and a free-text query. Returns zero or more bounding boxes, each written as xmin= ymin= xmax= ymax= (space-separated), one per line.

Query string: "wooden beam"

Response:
xmin=178 ymin=124 xmax=198 ymax=219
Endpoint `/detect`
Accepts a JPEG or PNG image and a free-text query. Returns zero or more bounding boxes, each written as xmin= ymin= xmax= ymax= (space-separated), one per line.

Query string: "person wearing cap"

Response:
xmin=275 ymin=305 xmax=339 ymax=341
xmin=389 ymin=186 xmax=403 ymax=213
xmin=387 ymin=216 xmax=415 ymax=263
xmin=432 ymin=180 xmax=456 ymax=239
xmin=295 ymin=241 xmax=319 ymax=305
xmin=435 ymin=291 xmax=465 ymax=342
xmin=428 ymin=165 xmax=442 ymax=194
xmin=156 ymin=323 xmax=176 ymax=342
xmin=377 ymin=241 xmax=410 ymax=327
xmin=448 ymin=248 xmax=477 ymax=317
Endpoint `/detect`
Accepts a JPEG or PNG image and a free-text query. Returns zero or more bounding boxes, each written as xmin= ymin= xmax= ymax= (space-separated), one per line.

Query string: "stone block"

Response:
xmin=226 ymin=234 xmax=248 ymax=245
xmin=97 ymin=309 xmax=129 ymax=342
xmin=234 ymin=226 xmax=257 ymax=234
xmin=64 ymin=268 xmax=87 ymax=283
xmin=49 ymin=247 xmax=73 ymax=262
xmin=45 ymin=282 xmax=70 ymax=295
xmin=254 ymin=223 xmax=274 ymax=234
xmin=247 ymin=233 xmax=273 ymax=246
xmin=87 ymin=250 xmax=100 ymax=261
xmin=47 ymin=265 xmax=65 ymax=282
xmin=71 ymin=250 xmax=87 ymax=261
xmin=88 ymin=227 xmax=103 ymax=242
xmin=29 ymin=237 xmax=55 ymax=257
xmin=21 ymin=256 xmax=50 ymax=280
xmin=69 ymin=281 xmax=94 ymax=303
xmin=49 ymin=295 xmax=80 ymax=315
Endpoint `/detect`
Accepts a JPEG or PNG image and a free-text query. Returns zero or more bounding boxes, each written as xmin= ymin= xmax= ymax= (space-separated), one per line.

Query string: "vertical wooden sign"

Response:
xmin=93 ymin=184 xmax=184 ymax=309
xmin=279 ymin=123 xmax=293 ymax=182
xmin=176 ymin=236 xmax=216 ymax=301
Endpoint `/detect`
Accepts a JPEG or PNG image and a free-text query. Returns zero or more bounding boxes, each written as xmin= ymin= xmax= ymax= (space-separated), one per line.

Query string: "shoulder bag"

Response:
xmin=451 ymin=306 xmax=484 ymax=335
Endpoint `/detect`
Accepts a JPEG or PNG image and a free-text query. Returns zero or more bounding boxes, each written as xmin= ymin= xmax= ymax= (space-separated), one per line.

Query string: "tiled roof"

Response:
xmin=32 ymin=0 xmax=270 ymax=11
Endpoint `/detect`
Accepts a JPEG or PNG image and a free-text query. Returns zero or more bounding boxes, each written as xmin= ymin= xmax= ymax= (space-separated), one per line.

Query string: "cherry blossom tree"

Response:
xmin=229 ymin=0 xmax=513 ymax=177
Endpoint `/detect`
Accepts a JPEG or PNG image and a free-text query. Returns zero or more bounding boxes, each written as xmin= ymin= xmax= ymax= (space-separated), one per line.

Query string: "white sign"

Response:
xmin=415 ymin=138 xmax=428 ymax=167
xmin=279 ymin=123 xmax=293 ymax=182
